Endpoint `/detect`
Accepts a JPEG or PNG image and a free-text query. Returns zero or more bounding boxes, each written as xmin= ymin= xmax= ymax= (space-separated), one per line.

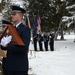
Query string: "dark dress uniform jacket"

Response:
xmin=1 ymin=23 xmax=31 ymax=71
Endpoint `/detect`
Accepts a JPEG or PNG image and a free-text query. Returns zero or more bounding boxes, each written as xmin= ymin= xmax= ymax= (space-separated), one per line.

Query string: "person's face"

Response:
xmin=11 ymin=12 xmax=23 ymax=23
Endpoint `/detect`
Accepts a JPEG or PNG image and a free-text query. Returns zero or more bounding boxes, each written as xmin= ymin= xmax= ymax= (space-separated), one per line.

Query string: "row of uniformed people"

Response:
xmin=33 ymin=31 xmax=55 ymax=51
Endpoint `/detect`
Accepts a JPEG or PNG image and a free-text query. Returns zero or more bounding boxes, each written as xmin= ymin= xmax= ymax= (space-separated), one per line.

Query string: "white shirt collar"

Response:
xmin=15 ymin=21 xmax=22 ymax=28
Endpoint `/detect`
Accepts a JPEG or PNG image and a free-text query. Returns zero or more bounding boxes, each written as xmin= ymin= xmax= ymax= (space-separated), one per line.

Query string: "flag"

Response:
xmin=33 ymin=18 xmax=38 ymax=27
xmin=33 ymin=28 xmax=37 ymax=38
xmin=37 ymin=15 xmax=41 ymax=25
xmin=33 ymin=19 xmax=38 ymax=38
xmin=37 ymin=15 xmax=41 ymax=31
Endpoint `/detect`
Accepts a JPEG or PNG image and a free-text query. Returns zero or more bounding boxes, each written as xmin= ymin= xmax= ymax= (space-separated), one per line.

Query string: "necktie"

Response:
xmin=14 ymin=26 xmax=16 ymax=29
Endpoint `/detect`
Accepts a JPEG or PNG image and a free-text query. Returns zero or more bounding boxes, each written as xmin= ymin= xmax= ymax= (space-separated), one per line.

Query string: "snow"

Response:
xmin=66 ymin=4 xmax=75 ymax=10
xmin=28 ymin=33 xmax=75 ymax=75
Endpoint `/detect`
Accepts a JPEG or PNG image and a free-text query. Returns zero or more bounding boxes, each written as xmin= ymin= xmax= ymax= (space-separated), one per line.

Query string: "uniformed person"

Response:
xmin=33 ymin=29 xmax=38 ymax=51
xmin=37 ymin=31 xmax=43 ymax=51
xmin=0 ymin=5 xmax=31 ymax=75
xmin=1 ymin=20 xmax=10 ymax=75
xmin=49 ymin=31 xmax=55 ymax=51
xmin=43 ymin=32 xmax=49 ymax=51
xmin=32 ymin=18 xmax=38 ymax=51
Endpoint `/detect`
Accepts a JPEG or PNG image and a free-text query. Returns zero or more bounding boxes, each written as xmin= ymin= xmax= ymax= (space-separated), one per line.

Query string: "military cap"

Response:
xmin=10 ymin=5 xmax=26 ymax=13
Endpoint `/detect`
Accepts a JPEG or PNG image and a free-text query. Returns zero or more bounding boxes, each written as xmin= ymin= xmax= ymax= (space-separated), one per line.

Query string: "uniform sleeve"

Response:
xmin=1 ymin=45 xmax=7 ymax=50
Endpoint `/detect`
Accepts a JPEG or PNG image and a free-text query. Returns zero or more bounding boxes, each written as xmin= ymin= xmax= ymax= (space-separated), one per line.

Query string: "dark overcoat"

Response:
xmin=1 ymin=23 xmax=31 ymax=71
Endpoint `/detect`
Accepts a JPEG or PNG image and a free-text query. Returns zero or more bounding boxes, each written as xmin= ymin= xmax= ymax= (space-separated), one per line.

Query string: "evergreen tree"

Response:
xmin=0 ymin=0 xmax=7 ymax=12
xmin=66 ymin=0 xmax=75 ymax=30
xmin=2 ymin=0 xmax=11 ymax=21
xmin=28 ymin=0 xmax=69 ymax=40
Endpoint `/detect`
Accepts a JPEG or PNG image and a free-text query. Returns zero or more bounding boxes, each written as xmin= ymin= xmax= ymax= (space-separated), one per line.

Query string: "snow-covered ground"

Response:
xmin=28 ymin=33 xmax=75 ymax=75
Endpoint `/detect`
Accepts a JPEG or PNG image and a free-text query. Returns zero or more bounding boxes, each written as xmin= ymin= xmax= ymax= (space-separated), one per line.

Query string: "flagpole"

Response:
xmin=26 ymin=12 xmax=31 ymax=28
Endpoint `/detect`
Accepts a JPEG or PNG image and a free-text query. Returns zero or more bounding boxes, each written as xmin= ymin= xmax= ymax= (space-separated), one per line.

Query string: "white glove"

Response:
xmin=49 ymin=36 xmax=51 ymax=38
xmin=5 ymin=35 xmax=12 ymax=43
xmin=1 ymin=35 xmax=12 ymax=47
xmin=41 ymin=41 xmax=43 ymax=43
xmin=1 ymin=37 xmax=6 ymax=46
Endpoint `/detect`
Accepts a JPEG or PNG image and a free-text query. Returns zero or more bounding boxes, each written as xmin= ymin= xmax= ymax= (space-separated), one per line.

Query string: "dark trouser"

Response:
xmin=33 ymin=38 xmax=37 ymax=51
xmin=50 ymin=42 xmax=54 ymax=51
xmin=44 ymin=41 xmax=48 ymax=51
xmin=7 ymin=71 xmax=28 ymax=75
xmin=39 ymin=42 xmax=43 ymax=51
